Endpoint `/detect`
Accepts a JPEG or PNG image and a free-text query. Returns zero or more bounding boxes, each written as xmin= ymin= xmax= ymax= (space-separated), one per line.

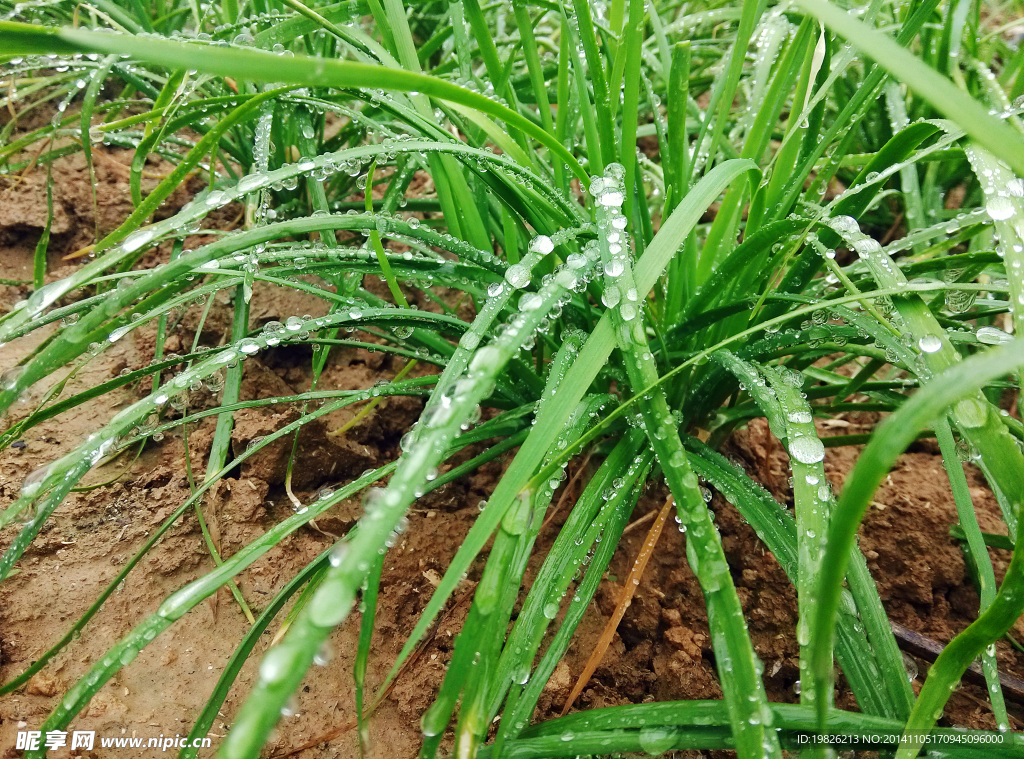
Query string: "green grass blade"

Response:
xmin=593 ymin=164 xmax=779 ymax=759
xmin=810 ymin=340 xmax=1024 ymax=731
xmin=934 ymin=420 xmax=1009 ymax=732
xmin=795 ymin=0 xmax=1024 ymax=176
xmin=0 ymin=21 xmax=588 ymax=184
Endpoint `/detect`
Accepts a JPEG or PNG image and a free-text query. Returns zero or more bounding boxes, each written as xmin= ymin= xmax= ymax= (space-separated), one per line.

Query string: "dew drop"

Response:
xmin=954 ymin=397 xmax=988 ymax=428
xmin=314 ymin=642 xmax=334 ymax=666
xmin=986 ymin=195 xmax=1014 ymax=221
xmin=786 ymin=410 xmax=812 ymax=425
xmin=280 ymin=695 xmax=299 ymax=717
xmin=789 ymin=436 xmax=825 ymax=464
xmin=902 ymin=652 xmax=918 ymax=681
xmin=328 ymin=542 xmax=349 ymax=567
xmin=238 ymin=174 xmax=267 ymax=193
xmin=504 ymin=264 xmax=530 ymax=289
xmin=638 ymin=726 xmax=677 ymax=755
xmin=529 ymin=235 xmax=554 ymax=254
xmin=976 ymin=326 xmax=1012 ymax=345
xmin=122 ymin=230 xmax=155 ymax=253
xmin=20 ymin=463 xmax=52 ymax=499
xmin=603 ymin=259 xmax=624 ymax=277
xmin=204 ymin=190 xmax=230 ymax=207
xmin=258 ymin=647 xmax=294 ymax=684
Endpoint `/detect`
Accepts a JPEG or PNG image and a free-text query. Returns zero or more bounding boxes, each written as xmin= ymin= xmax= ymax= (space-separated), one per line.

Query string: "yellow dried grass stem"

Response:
xmin=561 ymin=494 xmax=675 ymax=715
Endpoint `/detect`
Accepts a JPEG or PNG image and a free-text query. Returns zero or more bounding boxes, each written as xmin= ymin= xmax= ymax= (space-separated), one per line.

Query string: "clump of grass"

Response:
xmin=1 ymin=0 xmax=1023 ymax=757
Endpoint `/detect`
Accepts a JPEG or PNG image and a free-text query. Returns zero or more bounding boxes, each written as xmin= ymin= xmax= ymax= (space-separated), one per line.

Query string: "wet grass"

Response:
xmin=1 ymin=0 xmax=1023 ymax=757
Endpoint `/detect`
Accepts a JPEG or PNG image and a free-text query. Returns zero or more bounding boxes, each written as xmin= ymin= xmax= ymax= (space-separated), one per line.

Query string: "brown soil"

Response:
xmin=1 ymin=145 xmax=1022 ymax=759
